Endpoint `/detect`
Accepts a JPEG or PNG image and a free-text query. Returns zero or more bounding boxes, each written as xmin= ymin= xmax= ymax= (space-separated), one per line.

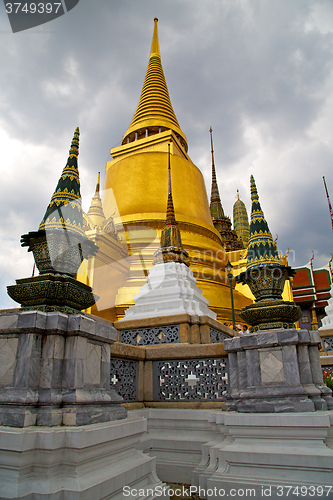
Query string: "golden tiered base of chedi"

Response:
xmin=90 ymin=133 xmax=251 ymax=322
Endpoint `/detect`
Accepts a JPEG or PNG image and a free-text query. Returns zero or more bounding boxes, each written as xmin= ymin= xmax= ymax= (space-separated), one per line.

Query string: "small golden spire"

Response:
xmin=209 ymin=127 xmax=221 ymax=203
xmin=87 ymin=172 xmax=105 ymax=228
xmin=150 ymin=17 xmax=160 ymax=58
xmin=166 ymin=143 xmax=176 ymax=225
xmin=95 ymin=171 xmax=100 ymax=195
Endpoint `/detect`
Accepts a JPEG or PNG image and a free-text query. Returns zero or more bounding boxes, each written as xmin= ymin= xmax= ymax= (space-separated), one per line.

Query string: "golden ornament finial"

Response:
xmin=95 ymin=172 xmax=100 ymax=195
xmin=309 ymin=251 xmax=315 ymax=267
xmin=150 ymin=17 xmax=160 ymax=58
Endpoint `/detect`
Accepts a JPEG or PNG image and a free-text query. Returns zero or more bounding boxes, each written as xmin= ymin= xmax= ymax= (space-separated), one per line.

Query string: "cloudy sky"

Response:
xmin=1 ymin=0 xmax=333 ymax=309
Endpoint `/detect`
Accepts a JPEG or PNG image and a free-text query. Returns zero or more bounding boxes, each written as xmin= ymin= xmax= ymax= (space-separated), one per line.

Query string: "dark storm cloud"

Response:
xmin=0 ymin=0 xmax=333 ymax=307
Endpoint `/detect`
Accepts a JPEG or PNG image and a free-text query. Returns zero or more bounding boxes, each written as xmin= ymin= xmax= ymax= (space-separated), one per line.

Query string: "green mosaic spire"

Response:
xmin=247 ymin=175 xmax=281 ymax=270
xmin=39 ymin=127 xmax=84 ymax=237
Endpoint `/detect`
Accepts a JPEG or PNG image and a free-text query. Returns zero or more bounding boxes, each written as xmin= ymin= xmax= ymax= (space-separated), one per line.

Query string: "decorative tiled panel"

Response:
xmin=153 ymin=357 xmax=228 ymax=401
xmin=259 ymin=348 xmax=285 ymax=383
xmin=110 ymin=358 xmax=138 ymax=402
xmin=322 ymin=336 xmax=333 ymax=352
xmin=210 ymin=327 xmax=233 ymax=343
xmin=119 ymin=324 xmax=180 ymax=346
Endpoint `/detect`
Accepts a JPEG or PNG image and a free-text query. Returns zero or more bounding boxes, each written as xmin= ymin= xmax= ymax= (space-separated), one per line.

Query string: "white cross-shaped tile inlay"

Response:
xmin=185 ymin=373 xmax=199 ymax=387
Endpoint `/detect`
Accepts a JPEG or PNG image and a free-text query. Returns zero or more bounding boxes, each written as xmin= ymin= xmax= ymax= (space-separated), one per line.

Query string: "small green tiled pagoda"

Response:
xmin=38 ymin=127 xmax=84 ymax=237
xmin=7 ymin=128 xmax=98 ymax=313
xmin=236 ymin=175 xmax=301 ymax=332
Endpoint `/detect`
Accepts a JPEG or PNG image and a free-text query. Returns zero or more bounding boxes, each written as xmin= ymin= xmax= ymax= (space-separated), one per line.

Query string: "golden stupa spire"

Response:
xmin=209 ymin=127 xmax=223 ymax=206
xmin=150 ymin=17 xmax=160 ymax=57
xmin=166 ymin=143 xmax=176 ymax=225
xmin=87 ymin=172 xmax=105 ymax=227
xmin=122 ymin=18 xmax=188 ymax=151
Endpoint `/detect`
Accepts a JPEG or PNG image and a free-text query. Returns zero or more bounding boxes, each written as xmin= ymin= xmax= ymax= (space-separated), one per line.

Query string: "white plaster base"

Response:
xmin=0 ymin=415 xmax=169 ymax=500
xmin=131 ymin=409 xmax=333 ymax=499
xmin=121 ymin=262 xmax=216 ymax=321
xmin=201 ymin=412 xmax=333 ymax=499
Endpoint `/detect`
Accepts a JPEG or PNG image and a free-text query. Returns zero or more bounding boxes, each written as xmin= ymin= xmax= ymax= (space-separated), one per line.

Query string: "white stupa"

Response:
xmin=121 ymin=145 xmax=216 ymax=321
xmin=319 ymin=283 xmax=333 ymax=330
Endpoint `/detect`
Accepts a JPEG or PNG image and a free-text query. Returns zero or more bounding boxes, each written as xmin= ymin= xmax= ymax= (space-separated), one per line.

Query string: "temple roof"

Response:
xmin=292 ymin=259 xmax=332 ymax=308
xmin=122 ymin=18 xmax=188 ymax=151
xmin=246 ymin=175 xmax=281 ymax=269
xmin=38 ymin=127 xmax=85 ymax=237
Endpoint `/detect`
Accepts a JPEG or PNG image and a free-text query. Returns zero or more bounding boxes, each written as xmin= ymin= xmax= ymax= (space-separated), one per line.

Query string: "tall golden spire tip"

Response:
xmin=150 ymin=17 xmax=160 ymax=57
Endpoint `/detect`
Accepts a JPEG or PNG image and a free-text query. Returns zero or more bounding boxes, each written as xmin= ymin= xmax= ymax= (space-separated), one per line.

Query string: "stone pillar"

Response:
xmin=223 ymin=328 xmax=333 ymax=412
xmin=0 ymin=310 xmax=126 ymax=427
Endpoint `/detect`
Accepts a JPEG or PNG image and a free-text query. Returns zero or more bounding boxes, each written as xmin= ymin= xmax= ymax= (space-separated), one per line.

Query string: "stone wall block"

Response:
xmin=17 ymin=310 xmax=47 ymax=331
xmin=0 ymin=314 xmax=18 ymax=331
xmin=228 ymin=352 xmax=238 ymax=390
xmin=46 ymin=311 xmax=68 ymax=332
xmin=76 ymin=336 xmax=87 ymax=360
xmin=297 ymin=345 xmax=313 ymax=385
xmin=51 ymin=358 xmax=63 ymax=388
xmin=257 ymin=331 xmax=279 ymax=347
xmin=42 ymin=335 xmax=55 ymax=359
xmin=297 ymin=330 xmax=311 ymax=344
xmin=74 ymin=359 xmax=84 ymax=388
xmin=277 ymin=329 xmax=299 ymax=345
xmin=310 ymin=331 xmax=322 ymax=345
xmin=179 ymin=323 xmax=190 ymax=343
xmin=101 ymin=344 xmax=110 ymax=363
xmin=13 ymin=334 xmax=42 ymax=389
xmin=53 ymin=335 xmax=65 ymax=360
xmin=246 ymin=349 xmax=261 ymax=387
xmin=0 ymin=337 xmax=18 ymax=385
xmin=200 ymin=324 xmax=210 ymax=344
xmin=62 ymin=358 xmax=75 ymax=389
xmin=143 ymin=360 xmax=153 ymax=401
xmin=101 ymin=361 xmax=110 ymax=389
xmin=190 ymin=324 xmax=200 ymax=344
xmin=237 ymin=351 xmax=247 ymax=388
xmin=68 ymin=314 xmax=96 ymax=336
xmin=39 ymin=357 xmax=53 ymax=388
xmin=282 ymin=345 xmax=301 ymax=386
xmin=64 ymin=336 xmax=77 ymax=360
xmin=309 ymin=345 xmax=325 ymax=384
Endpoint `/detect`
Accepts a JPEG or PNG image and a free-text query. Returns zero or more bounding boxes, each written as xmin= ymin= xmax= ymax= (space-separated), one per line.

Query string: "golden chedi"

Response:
xmin=86 ymin=18 xmax=251 ymax=322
